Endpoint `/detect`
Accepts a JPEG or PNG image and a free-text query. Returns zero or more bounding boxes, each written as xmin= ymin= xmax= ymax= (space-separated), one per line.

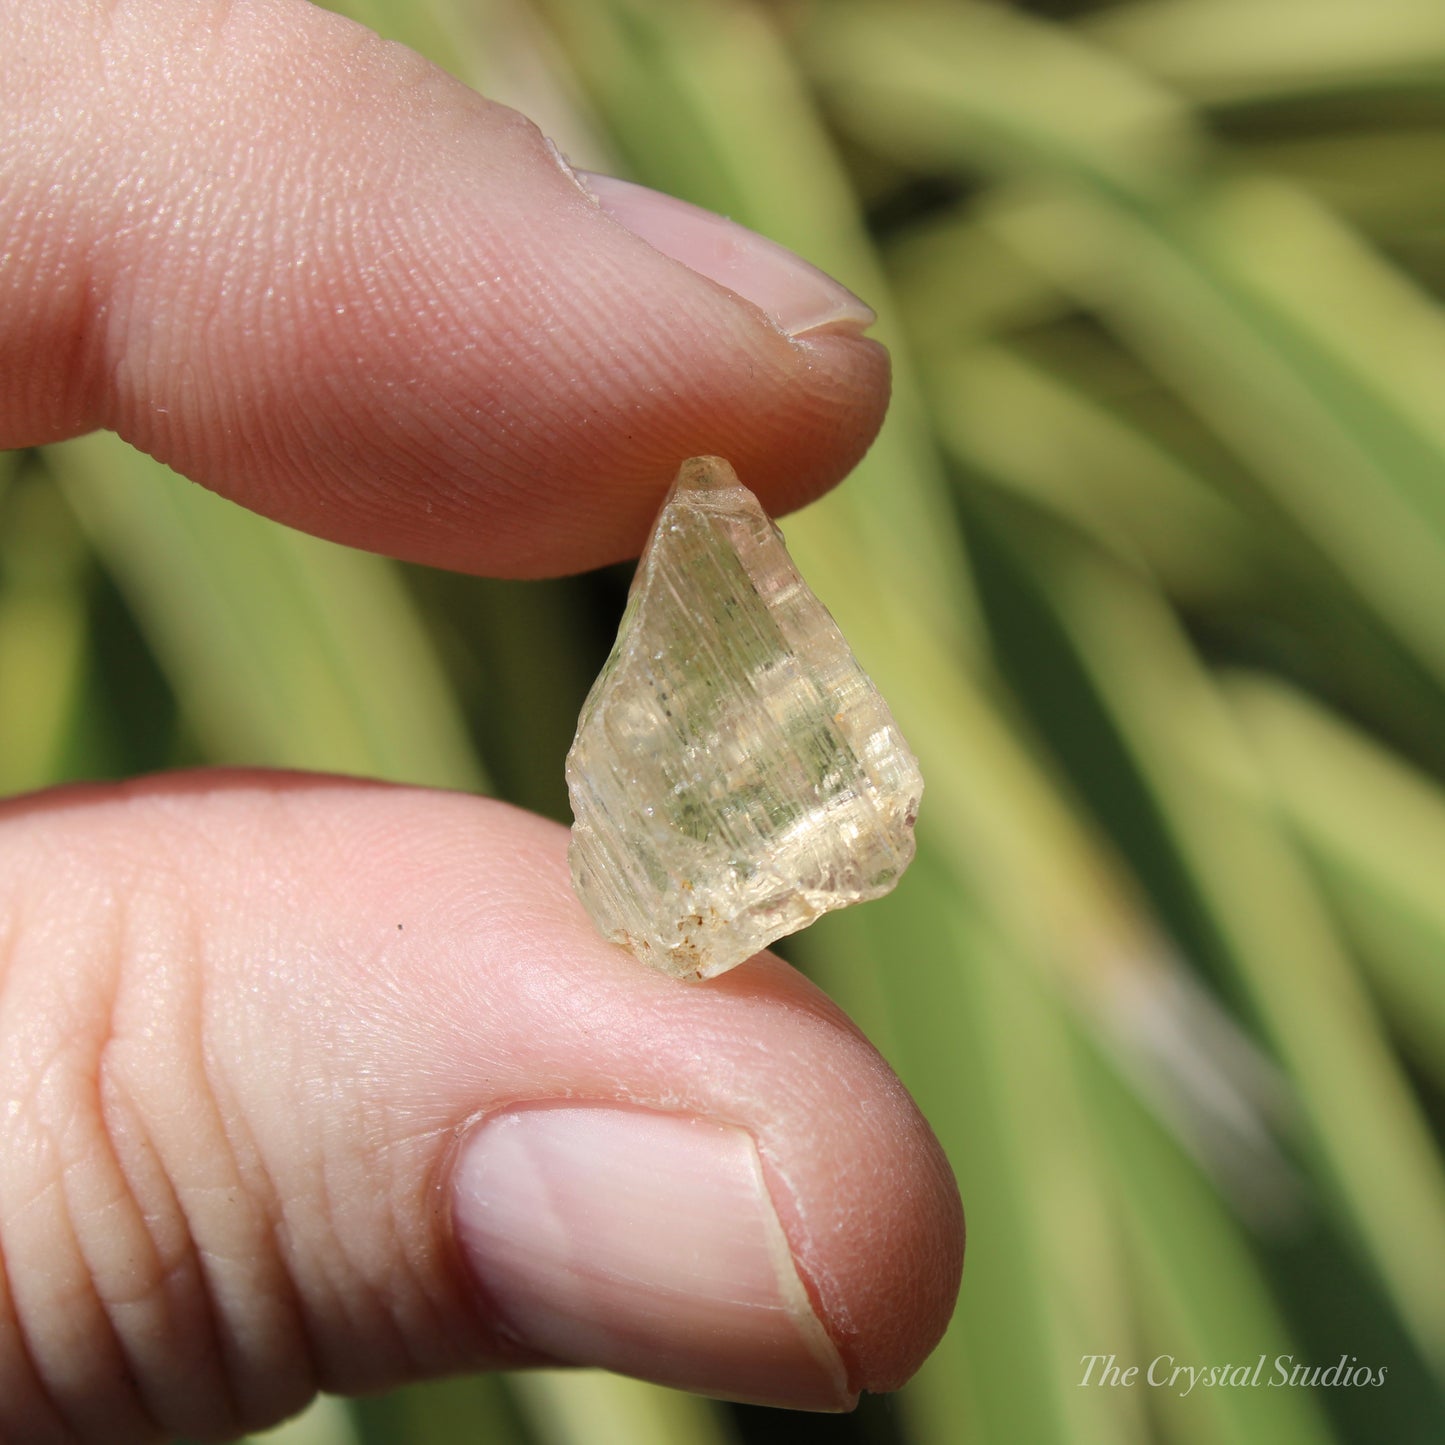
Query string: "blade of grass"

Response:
xmin=808 ymin=1 xmax=1445 ymax=709
xmin=994 ymin=180 xmax=1445 ymax=620
xmin=0 ymin=457 xmax=90 ymax=793
xmin=922 ymin=342 xmax=1259 ymax=603
xmin=912 ymin=319 xmax=1445 ymax=761
xmin=1226 ymin=673 xmax=1445 ymax=1092
xmin=508 ymin=1371 xmax=736 ymax=1445
xmin=801 ymin=859 xmax=1150 ymax=1445
xmin=983 ymin=181 xmax=1445 ymax=767
xmin=884 ymin=212 xmax=1074 ymax=357
xmin=408 ymin=572 xmax=595 ymax=823
xmin=887 ymin=186 xmax=1445 ymax=761
xmin=788 ymin=489 xmax=1285 ymax=1170
xmin=971 ymin=502 xmax=1445 ymax=1367
xmin=46 ymin=433 xmax=486 ymax=789
xmin=1083 ymin=1040 xmax=1338 ymax=1445
xmin=349 ymin=1375 xmax=534 ymax=1445
xmin=1215 ymin=131 xmax=1445 ymax=240
xmin=1086 ymin=0 xmax=1445 ymax=107
xmin=804 ymin=0 xmax=1203 ymax=203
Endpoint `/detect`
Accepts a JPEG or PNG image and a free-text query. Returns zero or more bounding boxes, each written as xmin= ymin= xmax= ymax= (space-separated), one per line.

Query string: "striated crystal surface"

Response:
xmin=565 ymin=456 xmax=923 ymax=980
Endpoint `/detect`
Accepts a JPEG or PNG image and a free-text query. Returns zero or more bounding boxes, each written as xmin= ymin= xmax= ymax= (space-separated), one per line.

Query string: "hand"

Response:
xmin=0 ymin=2 xmax=963 ymax=1442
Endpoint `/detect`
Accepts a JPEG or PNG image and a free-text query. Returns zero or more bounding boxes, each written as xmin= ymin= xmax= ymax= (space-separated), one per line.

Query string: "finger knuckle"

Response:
xmin=0 ymin=811 xmax=312 ymax=1443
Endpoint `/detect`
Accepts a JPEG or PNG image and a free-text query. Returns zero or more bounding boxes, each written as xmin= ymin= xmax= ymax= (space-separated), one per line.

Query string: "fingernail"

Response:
xmin=452 ymin=1105 xmax=853 ymax=1411
xmin=576 ymin=171 xmax=876 ymax=339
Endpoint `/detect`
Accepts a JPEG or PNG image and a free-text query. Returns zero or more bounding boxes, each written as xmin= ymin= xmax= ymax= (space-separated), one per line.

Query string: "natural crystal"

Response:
xmin=565 ymin=456 xmax=923 ymax=980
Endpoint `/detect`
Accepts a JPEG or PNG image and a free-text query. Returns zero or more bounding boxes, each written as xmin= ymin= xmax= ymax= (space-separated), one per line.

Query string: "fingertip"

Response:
xmin=455 ymin=819 xmax=964 ymax=1393
xmin=1 ymin=0 xmax=890 ymax=576
xmin=515 ymin=327 xmax=890 ymax=578
xmin=0 ymin=774 xmax=960 ymax=1429
xmin=738 ymin=974 xmax=964 ymax=1395
xmin=729 ymin=328 xmax=892 ymax=527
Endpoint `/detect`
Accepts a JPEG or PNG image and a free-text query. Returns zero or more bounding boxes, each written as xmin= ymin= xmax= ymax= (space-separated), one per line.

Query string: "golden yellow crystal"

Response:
xmin=566 ymin=457 xmax=923 ymax=979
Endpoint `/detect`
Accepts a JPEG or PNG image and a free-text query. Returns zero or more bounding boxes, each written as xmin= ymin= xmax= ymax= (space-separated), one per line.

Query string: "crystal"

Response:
xmin=565 ymin=456 xmax=924 ymax=980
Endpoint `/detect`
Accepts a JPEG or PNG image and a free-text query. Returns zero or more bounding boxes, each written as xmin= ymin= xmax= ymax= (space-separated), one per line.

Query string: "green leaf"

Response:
xmin=0 ymin=457 xmax=90 ymax=792
xmin=509 ymin=1371 xmax=736 ymax=1445
xmin=811 ymin=0 xmax=1445 ymax=706
xmin=1087 ymin=0 xmax=1445 ymax=107
xmin=972 ymin=503 xmax=1445 ymax=1367
xmin=1228 ymin=674 xmax=1445 ymax=1091
xmin=45 ymin=433 xmax=487 ymax=790
xmin=802 ymin=861 xmax=1151 ymax=1445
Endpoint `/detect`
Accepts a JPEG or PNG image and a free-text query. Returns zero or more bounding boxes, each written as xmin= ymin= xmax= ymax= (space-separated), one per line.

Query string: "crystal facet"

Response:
xmin=566 ymin=456 xmax=924 ymax=980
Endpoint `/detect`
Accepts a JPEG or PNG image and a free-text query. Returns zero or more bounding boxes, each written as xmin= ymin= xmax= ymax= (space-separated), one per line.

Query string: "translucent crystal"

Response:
xmin=566 ymin=456 xmax=924 ymax=980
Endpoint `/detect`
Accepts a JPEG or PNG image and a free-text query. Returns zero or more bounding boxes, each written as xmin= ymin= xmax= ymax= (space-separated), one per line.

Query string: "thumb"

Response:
xmin=0 ymin=776 xmax=962 ymax=1443
xmin=0 ymin=0 xmax=888 ymax=577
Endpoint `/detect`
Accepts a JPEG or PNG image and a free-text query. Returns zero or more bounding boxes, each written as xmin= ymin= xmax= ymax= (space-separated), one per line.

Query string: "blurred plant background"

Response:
xmin=8 ymin=0 xmax=1445 ymax=1441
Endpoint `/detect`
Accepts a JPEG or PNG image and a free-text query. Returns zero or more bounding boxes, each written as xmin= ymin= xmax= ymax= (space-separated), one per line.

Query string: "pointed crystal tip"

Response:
xmin=674 ymin=455 xmax=732 ymax=491
xmin=565 ymin=457 xmax=923 ymax=980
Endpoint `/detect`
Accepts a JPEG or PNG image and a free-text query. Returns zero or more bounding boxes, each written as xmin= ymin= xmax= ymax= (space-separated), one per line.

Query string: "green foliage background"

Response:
xmin=7 ymin=1 xmax=1445 ymax=1441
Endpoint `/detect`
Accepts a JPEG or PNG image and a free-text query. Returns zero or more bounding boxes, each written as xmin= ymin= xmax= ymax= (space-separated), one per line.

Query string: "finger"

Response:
xmin=0 ymin=774 xmax=962 ymax=1443
xmin=0 ymin=0 xmax=889 ymax=577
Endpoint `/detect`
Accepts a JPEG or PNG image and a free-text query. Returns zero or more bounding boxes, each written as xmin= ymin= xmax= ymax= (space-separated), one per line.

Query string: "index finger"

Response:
xmin=0 ymin=0 xmax=889 ymax=577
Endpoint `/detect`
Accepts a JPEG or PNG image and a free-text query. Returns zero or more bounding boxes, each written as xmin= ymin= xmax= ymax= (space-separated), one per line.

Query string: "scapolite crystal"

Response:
xmin=566 ymin=456 xmax=924 ymax=980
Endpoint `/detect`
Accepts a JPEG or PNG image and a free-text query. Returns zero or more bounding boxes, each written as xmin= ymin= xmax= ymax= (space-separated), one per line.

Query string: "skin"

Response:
xmin=0 ymin=2 xmax=964 ymax=1441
